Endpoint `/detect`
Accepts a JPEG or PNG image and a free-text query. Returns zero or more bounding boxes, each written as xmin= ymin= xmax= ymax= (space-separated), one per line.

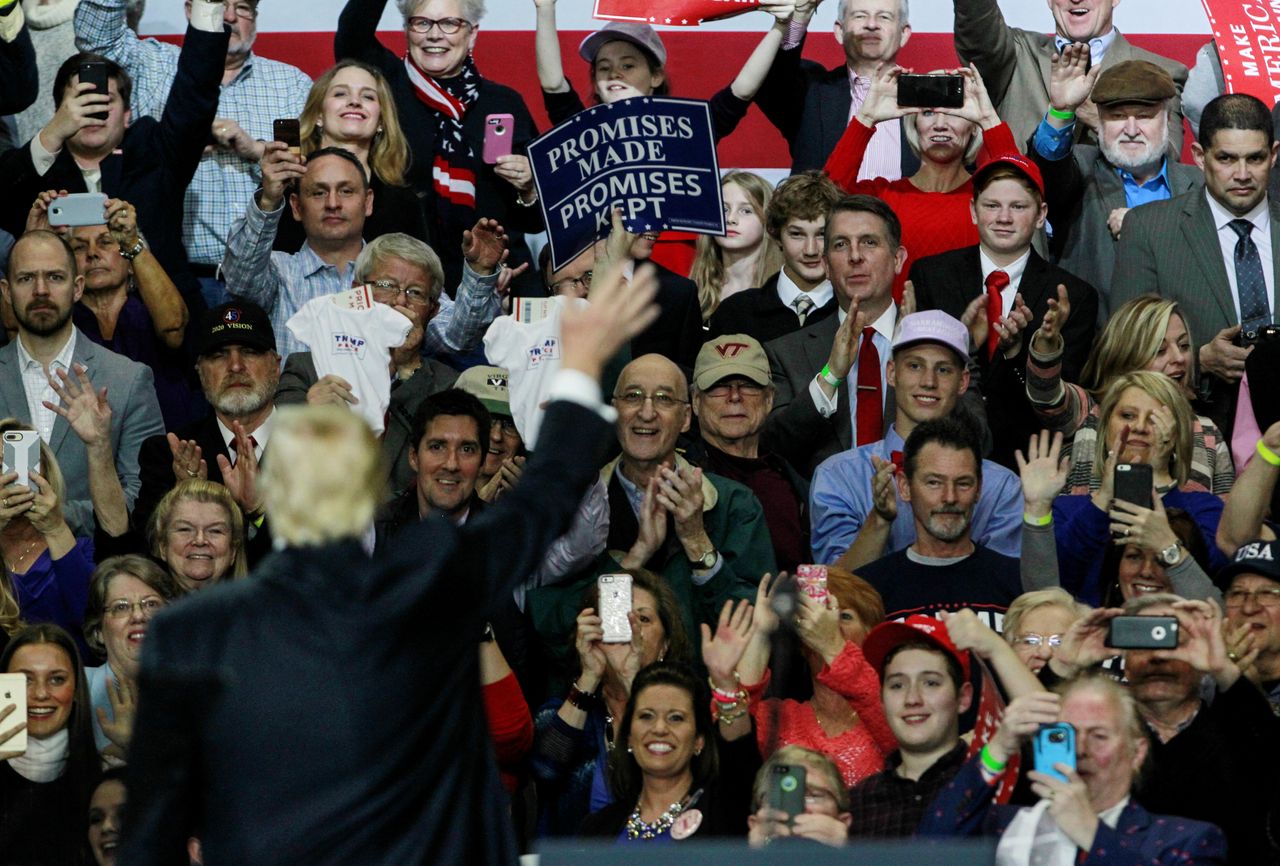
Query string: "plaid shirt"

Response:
xmin=74 ymin=0 xmax=312 ymax=266
xmin=223 ymin=197 xmax=500 ymax=359
xmin=848 ymin=740 xmax=969 ymax=838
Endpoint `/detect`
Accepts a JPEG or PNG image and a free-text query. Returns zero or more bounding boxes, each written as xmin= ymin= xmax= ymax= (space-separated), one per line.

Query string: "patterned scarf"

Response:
xmin=404 ymin=51 xmax=481 ymax=225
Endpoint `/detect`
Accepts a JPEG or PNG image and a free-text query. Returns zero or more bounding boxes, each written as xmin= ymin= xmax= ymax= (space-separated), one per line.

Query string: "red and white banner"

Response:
xmin=592 ymin=0 xmax=758 ymax=27
xmin=1201 ymin=0 xmax=1280 ymax=105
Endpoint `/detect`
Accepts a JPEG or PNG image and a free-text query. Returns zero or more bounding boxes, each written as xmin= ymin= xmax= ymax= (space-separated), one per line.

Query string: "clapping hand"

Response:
xmin=1030 ymin=284 xmax=1072 ymax=356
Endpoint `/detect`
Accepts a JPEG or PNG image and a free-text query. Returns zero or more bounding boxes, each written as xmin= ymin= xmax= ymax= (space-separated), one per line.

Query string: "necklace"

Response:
xmin=813 ymin=700 xmax=858 ymax=737
xmin=625 ymin=798 xmax=685 ymax=840
xmin=4 ymin=538 xmax=40 ymax=573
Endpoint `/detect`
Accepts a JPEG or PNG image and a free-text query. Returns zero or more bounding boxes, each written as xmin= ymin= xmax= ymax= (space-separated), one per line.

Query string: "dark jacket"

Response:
xmin=121 ymin=400 xmax=610 ymax=866
xmin=706 ymin=272 xmax=838 ymax=345
xmin=0 ymin=17 xmax=37 ymax=116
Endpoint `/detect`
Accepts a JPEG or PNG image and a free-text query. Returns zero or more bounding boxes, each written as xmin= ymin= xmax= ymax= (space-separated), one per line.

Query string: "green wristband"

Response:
xmin=1258 ymin=440 xmax=1280 ymax=467
xmin=980 ymin=744 xmax=1008 ymax=773
xmin=1048 ymin=107 xmax=1075 ymax=121
xmin=1023 ymin=512 xmax=1053 ymax=527
xmin=818 ymin=364 xmax=843 ymax=387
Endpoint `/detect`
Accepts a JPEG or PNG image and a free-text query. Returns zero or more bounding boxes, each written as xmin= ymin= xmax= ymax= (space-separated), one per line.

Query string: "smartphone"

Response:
xmin=2 ymin=431 xmax=42 ymax=489
xmin=1106 ymin=615 xmax=1179 ymax=650
xmin=273 ymin=118 xmax=301 ymax=155
xmin=897 ymin=74 xmax=965 ymax=109
xmin=47 ymin=192 xmax=108 ymax=228
xmin=767 ymin=763 xmax=806 ymax=820
xmin=1114 ymin=463 xmax=1154 ymax=510
xmin=0 ymin=673 xmax=28 ymax=756
xmin=483 ymin=113 xmax=514 ymax=164
xmin=78 ymin=59 xmax=109 ymax=121
xmin=598 ymin=573 xmax=633 ymax=644
xmin=795 ymin=564 xmax=829 ymax=605
xmin=1033 ymin=722 xmax=1076 ymax=784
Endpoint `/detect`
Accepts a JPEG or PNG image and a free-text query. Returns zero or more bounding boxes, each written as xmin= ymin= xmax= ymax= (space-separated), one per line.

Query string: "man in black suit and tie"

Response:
xmin=910 ymin=153 xmax=1098 ymax=467
xmin=754 ymin=0 xmax=921 ymax=175
xmin=119 ymin=262 xmax=660 ymax=866
xmin=708 ymin=171 xmax=843 ymax=344
xmin=1113 ymin=93 xmax=1280 ymax=423
xmin=764 ymin=194 xmax=904 ymax=477
xmin=132 ymin=301 xmax=279 ymax=561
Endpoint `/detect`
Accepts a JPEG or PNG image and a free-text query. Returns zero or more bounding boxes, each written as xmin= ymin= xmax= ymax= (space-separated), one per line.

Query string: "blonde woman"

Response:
xmin=1027 ymin=293 xmax=1232 ymax=495
xmin=274 ymin=60 xmax=429 ymax=251
xmin=147 ymin=479 xmax=248 ymax=593
xmin=690 ymin=172 xmax=784 ymax=320
xmin=1051 ymin=372 xmax=1229 ymax=602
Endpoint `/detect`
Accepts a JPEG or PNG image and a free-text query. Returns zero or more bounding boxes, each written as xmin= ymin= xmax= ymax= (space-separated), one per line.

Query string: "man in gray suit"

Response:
xmin=953 ymin=0 xmax=1188 ymax=151
xmin=1030 ymin=50 xmax=1202 ymax=316
xmin=764 ymin=194 xmax=903 ymax=478
xmin=1112 ymin=94 xmax=1280 ymax=403
xmin=0 ymin=230 xmax=163 ymax=534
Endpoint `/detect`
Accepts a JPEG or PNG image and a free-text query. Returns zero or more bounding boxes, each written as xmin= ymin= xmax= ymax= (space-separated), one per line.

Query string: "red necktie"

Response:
xmin=984 ymin=270 xmax=1009 ymax=360
xmin=229 ymin=435 xmax=259 ymax=465
xmin=890 ymin=450 xmax=904 ymax=473
xmin=855 ymin=327 xmax=883 ymax=446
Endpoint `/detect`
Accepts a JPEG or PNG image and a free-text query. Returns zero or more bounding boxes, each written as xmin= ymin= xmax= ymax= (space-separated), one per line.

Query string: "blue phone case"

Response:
xmin=1033 ymin=722 xmax=1076 ymax=784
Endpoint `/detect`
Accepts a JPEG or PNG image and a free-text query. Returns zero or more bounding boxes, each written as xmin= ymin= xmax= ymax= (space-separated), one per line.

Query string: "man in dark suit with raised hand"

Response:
xmin=1112 ymin=93 xmax=1280 ymax=417
xmin=120 ymin=260 xmax=660 ymax=866
xmin=910 ymin=153 xmax=1097 ymax=467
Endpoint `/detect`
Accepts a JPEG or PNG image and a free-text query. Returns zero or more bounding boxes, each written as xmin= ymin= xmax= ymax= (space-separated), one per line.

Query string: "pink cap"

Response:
xmin=892 ymin=310 xmax=970 ymax=364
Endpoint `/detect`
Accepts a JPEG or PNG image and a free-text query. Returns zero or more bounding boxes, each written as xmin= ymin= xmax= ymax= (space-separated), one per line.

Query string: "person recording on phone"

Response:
xmin=746 ymin=746 xmax=852 ymax=847
xmin=1050 ymin=372 xmax=1227 ymax=604
xmin=0 ymin=3 xmax=232 ymax=309
xmin=919 ymin=673 xmax=1226 ymax=864
xmin=222 ymin=144 xmax=507 ymax=360
xmin=72 ymin=0 xmax=313 ymax=302
xmin=119 ymin=259 xmax=660 ymax=865
xmin=1035 ymin=593 xmax=1279 ymax=864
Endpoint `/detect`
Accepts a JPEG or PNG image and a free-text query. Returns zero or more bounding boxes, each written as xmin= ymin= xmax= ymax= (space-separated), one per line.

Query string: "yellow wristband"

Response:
xmin=1024 ymin=512 xmax=1053 ymax=526
xmin=252 ymin=512 xmax=266 ymax=529
xmin=1258 ymin=440 xmax=1280 ymax=467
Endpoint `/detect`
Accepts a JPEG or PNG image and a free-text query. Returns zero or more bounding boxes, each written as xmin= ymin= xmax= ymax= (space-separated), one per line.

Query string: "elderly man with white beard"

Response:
xmin=1029 ymin=49 xmax=1202 ymax=318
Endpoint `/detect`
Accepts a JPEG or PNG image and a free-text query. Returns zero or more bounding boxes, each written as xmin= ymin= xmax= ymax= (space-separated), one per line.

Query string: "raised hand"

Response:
xmin=1108 ymin=495 xmax=1179 ymax=555
xmin=573 ymin=607 xmax=608 ymax=686
xmin=462 ymin=218 xmax=509 ymax=275
xmin=39 ymin=81 xmax=110 ymax=153
xmin=701 ymin=598 xmax=756 ymax=689
xmin=25 ymin=469 xmax=67 ymax=538
xmin=795 ymin=592 xmax=844 ymax=664
xmin=855 ymin=63 xmax=915 ymax=126
xmin=1049 ymin=42 xmax=1101 ymax=115
xmin=44 ymin=364 xmax=111 ymax=447
xmin=1016 ymin=430 xmax=1067 ymax=517
xmin=1053 ymin=607 xmax=1124 ymax=676
xmin=211 ymin=117 xmax=266 ymax=162
xmin=939 ymin=608 xmax=1003 ymax=660
xmin=25 ymin=190 xmax=70 ymax=235
xmin=558 ymin=257 xmax=660 ymax=381
xmin=991 ymin=691 xmax=1061 ymax=762
xmin=1030 ymin=284 xmax=1072 ymax=355
xmin=257 ymin=141 xmax=307 ymax=211
xmin=751 ymin=573 xmax=781 ymax=637
xmin=103 ymin=198 xmax=141 ymax=250
xmin=493 ymin=155 xmax=536 ymax=198
xmin=97 ymin=674 xmax=137 ymax=760
xmin=600 ymin=611 xmax=646 ymax=692
xmin=0 ymin=471 xmax=35 ymax=533
xmin=167 ymin=433 xmax=207 ymax=484
xmin=215 ymin=420 xmax=262 ymax=516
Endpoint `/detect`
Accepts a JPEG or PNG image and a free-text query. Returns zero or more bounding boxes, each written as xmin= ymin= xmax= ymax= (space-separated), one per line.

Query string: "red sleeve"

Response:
xmin=483 ymin=672 xmax=534 ymax=765
xmin=815 ymin=641 xmax=896 ymax=753
xmin=977 ymin=121 xmax=1020 ymax=160
xmin=823 ymin=118 xmax=896 ymax=193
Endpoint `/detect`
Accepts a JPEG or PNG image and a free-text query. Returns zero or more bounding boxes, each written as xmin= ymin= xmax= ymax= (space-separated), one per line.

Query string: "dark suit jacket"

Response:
xmin=1030 ymin=142 xmax=1202 ymax=316
xmin=274 ymin=351 xmax=459 ymax=498
xmin=754 ymin=41 xmax=922 ymax=174
xmin=132 ymin=412 xmax=273 ymax=565
xmin=0 ymin=23 xmax=226 ymax=312
xmin=919 ymin=755 xmax=1228 ymax=865
xmin=706 ymin=273 xmax=838 ymax=344
xmin=632 ymin=261 xmax=705 ymax=371
xmin=0 ymin=18 xmax=37 ymax=116
xmin=121 ymin=400 xmax=610 ymax=866
xmin=909 ymin=245 xmax=1099 ymax=467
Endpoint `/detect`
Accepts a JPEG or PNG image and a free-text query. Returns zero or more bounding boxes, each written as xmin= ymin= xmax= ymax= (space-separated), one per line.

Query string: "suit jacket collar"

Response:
xmin=1178 ymin=190 xmax=1280 ymax=327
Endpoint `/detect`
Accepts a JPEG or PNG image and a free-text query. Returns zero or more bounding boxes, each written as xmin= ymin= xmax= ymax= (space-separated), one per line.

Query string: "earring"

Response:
xmin=315 ymin=121 xmax=323 ymax=130
xmin=627 ymin=746 xmax=633 ymax=753
xmin=376 ymin=126 xmax=383 ymax=134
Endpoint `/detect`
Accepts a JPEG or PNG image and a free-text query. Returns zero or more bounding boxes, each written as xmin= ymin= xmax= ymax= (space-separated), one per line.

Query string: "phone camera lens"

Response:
xmin=1049 ymin=731 xmax=1065 ymax=744
xmin=780 ymin=777 xmax=797 ymax=792
xmin=1151 ymin=626 xmax=1167 ymax=640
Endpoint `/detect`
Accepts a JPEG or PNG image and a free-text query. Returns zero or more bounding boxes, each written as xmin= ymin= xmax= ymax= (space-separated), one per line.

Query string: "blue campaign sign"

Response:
xmin=528 ymin=96 xmax=725 ymax=272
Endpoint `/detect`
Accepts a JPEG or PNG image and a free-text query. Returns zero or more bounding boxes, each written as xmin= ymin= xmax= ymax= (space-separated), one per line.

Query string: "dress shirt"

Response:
xmin=29 ymin=134 xmax=102 ymax=192
xmin=808 ymin=303 xmax=895 ymax=418
xmin=848 ymin=70 xmax=903 ymax=182
xmin=1206 ymin=190 xmax=1275 ymax=324
xmin=74 ymin=0 xmax=314 ymax=267
xmin=424 ymin=265 xmax=502 ymax=357
xmin=979 ymin=247 xmax=1031 ymax=314
xmin=16 ymin=329 xmax=76 ymax=443
xmin=1116 ymin=160 xmax=1171 ymax=207
xmin=808 ymin=424 xmax=1024 ymax=564
xmin=1053 ymin=28 xmax=1118 ymax=68
xmin=220 ymin=197 xmax=359 ymax=358
xmin=774 ymin=267 xmax=833 ymax=319
xmin=215 ymin=408 xmax=273 ymax=465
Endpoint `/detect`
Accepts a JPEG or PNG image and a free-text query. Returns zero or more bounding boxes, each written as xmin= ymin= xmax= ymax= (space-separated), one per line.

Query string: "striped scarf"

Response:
xmin=404 ymin=52 xmax=480 ymax=219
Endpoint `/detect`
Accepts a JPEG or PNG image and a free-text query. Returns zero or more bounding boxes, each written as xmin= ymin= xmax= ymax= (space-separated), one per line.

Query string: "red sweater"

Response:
xmin=483 ymin=671 xmax=534 ymax=794
xmin=824 ymin=119 xmax=1021 ymax=303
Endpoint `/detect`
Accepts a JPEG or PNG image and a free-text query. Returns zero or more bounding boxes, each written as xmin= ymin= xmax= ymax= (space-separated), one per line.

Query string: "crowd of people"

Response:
xmin=0 ymin=0 xmax=1278 ymax=861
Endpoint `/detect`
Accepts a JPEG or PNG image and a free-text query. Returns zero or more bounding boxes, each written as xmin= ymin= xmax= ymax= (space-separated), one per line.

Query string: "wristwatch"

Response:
xmin=1159 ymin=542 xmax=1183 ymax=567
xmin=689 ymin=548 xmax=718 ymax=570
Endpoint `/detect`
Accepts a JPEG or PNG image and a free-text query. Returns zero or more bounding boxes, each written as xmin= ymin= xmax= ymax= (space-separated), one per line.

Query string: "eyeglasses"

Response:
xmin=222 ymin=1 xmax=257 ymax=20
xmin=613 ymin=390 xmax=689 ymax=411
xmin=406 ymin=16 xmax=471 ymax=34
xmin=703 ymin=381 xmax=767 ymax=399
xmin=803 ymin=788 xmax=838 ymax=807
xmin=1012 ymin=633 xmax=1063 ymax=648
xmin=491 ymin=417 xmax=518 ymax=434
xmin=104 ymin=598 xmax=164 ymax=619
xmin=549 ymin=271 xmax=593 ymax=295
xmin=370 ymin=280 xmax=433 ymax=306
xmin=1224 ymin=588 xmax=1280 ymax=609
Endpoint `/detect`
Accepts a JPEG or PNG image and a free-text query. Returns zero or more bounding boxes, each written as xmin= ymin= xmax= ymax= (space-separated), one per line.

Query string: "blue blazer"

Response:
xmin=919 ymin=756 xmax=1227 ymax=865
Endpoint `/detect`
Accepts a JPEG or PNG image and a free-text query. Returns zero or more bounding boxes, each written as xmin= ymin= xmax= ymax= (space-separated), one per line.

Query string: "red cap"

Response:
xmin=862 ymin=614 xmax=972 ymax=680
xmin=973 ymin=152 xmax=1045 ymax=197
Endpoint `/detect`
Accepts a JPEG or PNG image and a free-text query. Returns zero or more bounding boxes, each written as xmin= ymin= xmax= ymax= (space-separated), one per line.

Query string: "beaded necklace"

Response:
xmin=624 ymin=798 xmax=685 ymax=840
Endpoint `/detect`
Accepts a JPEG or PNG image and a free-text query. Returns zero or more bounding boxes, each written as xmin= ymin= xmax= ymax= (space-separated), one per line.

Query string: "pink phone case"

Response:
xmin=483 ymin=113 xmax=515 ymax=164
xmin=795 ymin=564 xmax=829 ymax=603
